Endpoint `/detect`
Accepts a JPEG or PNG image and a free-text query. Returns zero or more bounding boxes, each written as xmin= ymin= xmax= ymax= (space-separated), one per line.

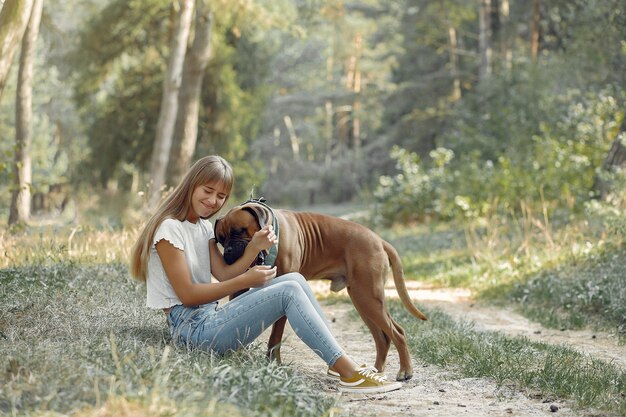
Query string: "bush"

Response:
xmin=372 ymin=79 xmax=621 ymax=226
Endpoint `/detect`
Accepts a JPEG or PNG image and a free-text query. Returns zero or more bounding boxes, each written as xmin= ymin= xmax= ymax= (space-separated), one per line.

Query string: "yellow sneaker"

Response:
xmin=326 ymin=365 xmax=341 ymax=379
xmin=338 ymin=367 xmax=402 ymax=394
xmin=327 ymin=364 xmax=378 ymax=380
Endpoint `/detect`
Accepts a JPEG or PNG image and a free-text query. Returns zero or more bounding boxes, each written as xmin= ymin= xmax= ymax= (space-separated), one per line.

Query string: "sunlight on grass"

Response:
xmin=379 ymin=198 xmax=626 ymax=336
xmin=0 ymin=224 xmax=137 ymax=268
xmin=382 ymin=205 xmax=611 ymax=291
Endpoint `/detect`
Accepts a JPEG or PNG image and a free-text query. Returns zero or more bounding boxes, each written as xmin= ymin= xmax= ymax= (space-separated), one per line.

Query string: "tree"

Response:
xmin=149 ymin=0 xmax=194 ymax=205
xmin=383 ymin=0 xmax=476 ymax=158
xmin=8 ymin=0 xmax=42 ymax=225
xmin=167 ymin=0 xmax=213 ymax=186
xmin=0 ymin=0 xmax=34 ymax=100
xmin=594 ymin=116 xmax=626 ymax=199
xmin=68 ymin=0 xmax=280 ymax=200
xmin=498 ymin=0 xmax=512 ymax=71
xmin=441 ymin=0 xmax=461 ymax=101
xmin=478 ymin=0 xmax=492 ymax=81
xmin=530 ymin=0 xmax=540 ymax=62
xmin=70 ymin=0 xmax=174 ymax=188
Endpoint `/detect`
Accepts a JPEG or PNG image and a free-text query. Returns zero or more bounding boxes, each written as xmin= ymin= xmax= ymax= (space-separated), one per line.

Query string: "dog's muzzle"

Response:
xmin=223 ymin=239 xmax=248 ymax=265
xmin=223 ymin=238 xmax=266 ymax=266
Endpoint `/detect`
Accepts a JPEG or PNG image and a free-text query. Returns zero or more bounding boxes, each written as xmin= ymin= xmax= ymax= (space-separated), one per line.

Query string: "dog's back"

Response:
xmin=274 ymin=209 xmax=384 ymax=277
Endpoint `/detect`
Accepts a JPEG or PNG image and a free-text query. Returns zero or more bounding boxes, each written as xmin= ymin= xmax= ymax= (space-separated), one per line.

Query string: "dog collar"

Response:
xmin=242 ymin=197 xmax=280 ymax=267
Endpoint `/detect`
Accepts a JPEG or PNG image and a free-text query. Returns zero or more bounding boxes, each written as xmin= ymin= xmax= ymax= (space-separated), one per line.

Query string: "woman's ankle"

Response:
xmin=331 ymin=355 xmax=360 ymax=378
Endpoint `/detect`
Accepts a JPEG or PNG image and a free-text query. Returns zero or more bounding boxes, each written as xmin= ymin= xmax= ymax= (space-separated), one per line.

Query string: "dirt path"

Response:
xmin=278 ymin=281 xmax=624 ymax=417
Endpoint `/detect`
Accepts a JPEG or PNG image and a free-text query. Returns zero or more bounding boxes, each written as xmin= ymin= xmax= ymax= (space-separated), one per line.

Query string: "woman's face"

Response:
xmin=187 ymin=181 xmax=229 ymax=222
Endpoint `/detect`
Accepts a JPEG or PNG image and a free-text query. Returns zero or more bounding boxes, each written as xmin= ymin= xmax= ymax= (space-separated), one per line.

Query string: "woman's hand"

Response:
xmin=249 ymin=224 xmax=277 ymax=253
xmin=242 ymin=265 xmax=277 ymax=287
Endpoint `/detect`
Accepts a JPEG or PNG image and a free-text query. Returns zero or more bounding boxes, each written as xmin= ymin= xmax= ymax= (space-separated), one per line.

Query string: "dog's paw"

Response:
xmin=395 ymin=369 xmax=413 ymax=381
xmin=266 ymin=347 xmax=282 ymax=364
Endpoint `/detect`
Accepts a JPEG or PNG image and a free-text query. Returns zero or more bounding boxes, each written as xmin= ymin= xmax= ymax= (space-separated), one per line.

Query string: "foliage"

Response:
xmin=1 ymin=0 xmax=625 ymax=227
xmin=380 ymin=185 xmax=626 ymax=336
xmin=373 ymin=145 xmax=453 ymax=224
xmin=383 ymin=0 xmax=477 ymax=157
xmin=0 ymin=3 xmax=84 ymax=215
xmin=260 ymin=153 xmax=372 ymax=206
xmin=254 ymin=0 xmax=402 ymax=205
xmin=486 ymin=178 xmax=626 ymax=335
xmin=69 ymin=0 xmax=276 ymax=202
xmin=373 ymin=0 xmax=626 ymax=224
xmin=373 ymin=74 xmax=622 ymax=225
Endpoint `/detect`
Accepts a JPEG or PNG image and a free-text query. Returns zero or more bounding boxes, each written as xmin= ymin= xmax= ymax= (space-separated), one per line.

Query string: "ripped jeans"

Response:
xmin=167 ymin=272 xmax=344 ymax=366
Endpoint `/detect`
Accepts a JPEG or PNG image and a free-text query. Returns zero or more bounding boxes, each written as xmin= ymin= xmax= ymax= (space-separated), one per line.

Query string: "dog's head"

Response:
xmin=215 ymin=202 xmax=273 ymax=265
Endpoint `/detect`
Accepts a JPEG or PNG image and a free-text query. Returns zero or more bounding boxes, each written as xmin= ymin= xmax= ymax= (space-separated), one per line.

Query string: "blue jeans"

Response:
xmin=167 ymin=273 xmax=344 ymax=366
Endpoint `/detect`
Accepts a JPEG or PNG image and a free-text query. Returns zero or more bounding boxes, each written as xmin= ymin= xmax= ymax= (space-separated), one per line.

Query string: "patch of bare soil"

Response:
xmin=277 ymin=281 xmax=625 ymax=416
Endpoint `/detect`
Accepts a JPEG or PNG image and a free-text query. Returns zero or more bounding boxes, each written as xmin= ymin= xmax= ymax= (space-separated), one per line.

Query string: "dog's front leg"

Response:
xmin=267 ymin=316 xmax=287 ymax=363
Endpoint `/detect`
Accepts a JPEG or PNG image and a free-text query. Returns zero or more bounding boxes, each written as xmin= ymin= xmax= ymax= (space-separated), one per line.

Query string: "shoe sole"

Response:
xmin=338 ymin=382 xmax=402 ymax=394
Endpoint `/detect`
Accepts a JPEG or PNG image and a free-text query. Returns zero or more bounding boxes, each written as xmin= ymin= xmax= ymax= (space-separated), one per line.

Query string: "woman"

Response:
xmin=130 ymin=155 xmax=402 ymax=394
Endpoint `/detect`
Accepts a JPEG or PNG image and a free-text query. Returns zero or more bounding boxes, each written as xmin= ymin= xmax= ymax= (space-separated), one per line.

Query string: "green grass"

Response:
xmin=486 ymin=244 xmax=626 ymax=336
xmin=380 ymin=209 xmax=626 ymax=338
xmin=0 ymin=262 xmax=335 ymax=417
xmin=383 ymin=223 xmax=481 ymax=287
xmin=3 ymin=200 xmax=625 ymax=415
xmin=389 ymin=303 xmax=626 ymax=416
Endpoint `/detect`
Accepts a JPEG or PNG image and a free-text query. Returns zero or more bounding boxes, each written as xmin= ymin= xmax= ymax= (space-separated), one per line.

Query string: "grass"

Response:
xmin=388 ymin=302 xmax=626 ymax=416
xmin=2 ymin=195 xmax=625 ymax=415
xmin=0 ymin=224 xmax=137 ymax=269
xmin=382 ymin=223 xmax=475 ymax=287
xmin=485 ymin=244 xmax=626 ymax=335
xmin=0 ymin=261 xmax=335 ymax=416
xmin=380 ymin=200 xmax=626 ymax=338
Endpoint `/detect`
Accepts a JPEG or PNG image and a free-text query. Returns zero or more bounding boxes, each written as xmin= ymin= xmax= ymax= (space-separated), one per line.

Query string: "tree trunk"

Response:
xmin=478 ymin=0 xmax=492 ymax=82
xmin=324 ymin=100 xmax=333 ymax=166
xmin=499 ymin=0 xmax=512 ymax=71
xmin=167 ymin=1 xmax=213 ymax=186
xmin=283 ymin=115 xmax=300 ymax=160
xmin=441 ymin=1 xmax=461 ymax=101
xmin=0 ymin=0 xmax=34 ymax=101
xmin=324 ymin=49 xmax=334 ymax=165
xmin=149 ymin=0 xmax=194 ymax=205
xmin=448 ymin=25 xmax=461 ymax=101
xmin=351 ymin=33 xmax=362 ymax=152
xmin=593 ymin=116 xmax=626 ymax=198
xmin=8 ymin=0 xmax=42 ymax=226
xmin=530 ymin=0 xmax=540 ymax=62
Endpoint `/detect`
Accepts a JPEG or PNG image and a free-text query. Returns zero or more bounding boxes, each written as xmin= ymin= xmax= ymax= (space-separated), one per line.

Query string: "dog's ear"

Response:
xmin=214 ymin=217 xmax=225 ymax=244
xmin=242 ymin=204 xmax=271 ymax=229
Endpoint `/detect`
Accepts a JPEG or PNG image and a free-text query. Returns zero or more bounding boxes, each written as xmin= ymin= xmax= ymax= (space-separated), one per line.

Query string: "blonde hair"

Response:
xmin=130 ymin=155 xmax=234 ymax=281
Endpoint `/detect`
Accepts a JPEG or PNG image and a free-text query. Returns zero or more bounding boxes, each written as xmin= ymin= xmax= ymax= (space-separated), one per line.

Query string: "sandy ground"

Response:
xmin=277 ymin=281 xmax=623 ymax=417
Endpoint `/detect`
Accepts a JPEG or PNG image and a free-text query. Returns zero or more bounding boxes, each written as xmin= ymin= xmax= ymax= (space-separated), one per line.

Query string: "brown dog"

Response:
xmin=214 ymin=201 xmax=427 ymax=381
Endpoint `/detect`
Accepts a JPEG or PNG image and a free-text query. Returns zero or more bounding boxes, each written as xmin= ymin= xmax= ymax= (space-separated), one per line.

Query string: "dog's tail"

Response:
xmin=383 ymin=240 xmax=428 ymax=321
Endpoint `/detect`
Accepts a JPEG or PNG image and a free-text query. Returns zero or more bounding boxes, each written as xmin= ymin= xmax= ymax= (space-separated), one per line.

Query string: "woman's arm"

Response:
xmin=210 ymin=224 xmax=277 ymax=281
xmin=156 ymin=240 xmax=276 ymax=306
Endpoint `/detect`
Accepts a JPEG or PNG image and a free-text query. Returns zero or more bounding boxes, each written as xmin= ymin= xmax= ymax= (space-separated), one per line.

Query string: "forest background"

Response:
xmin=1 ymin=0 xmax=624 ymax=228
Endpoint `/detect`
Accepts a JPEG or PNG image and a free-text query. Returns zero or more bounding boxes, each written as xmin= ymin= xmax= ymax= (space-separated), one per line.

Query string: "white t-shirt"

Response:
xmin=146 ymin=218 xmax=214 ymax=309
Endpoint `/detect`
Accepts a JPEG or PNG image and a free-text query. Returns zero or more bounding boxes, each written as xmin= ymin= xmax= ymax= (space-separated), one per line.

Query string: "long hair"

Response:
xmin=130 ymin=155 xmax=234 ymax=282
